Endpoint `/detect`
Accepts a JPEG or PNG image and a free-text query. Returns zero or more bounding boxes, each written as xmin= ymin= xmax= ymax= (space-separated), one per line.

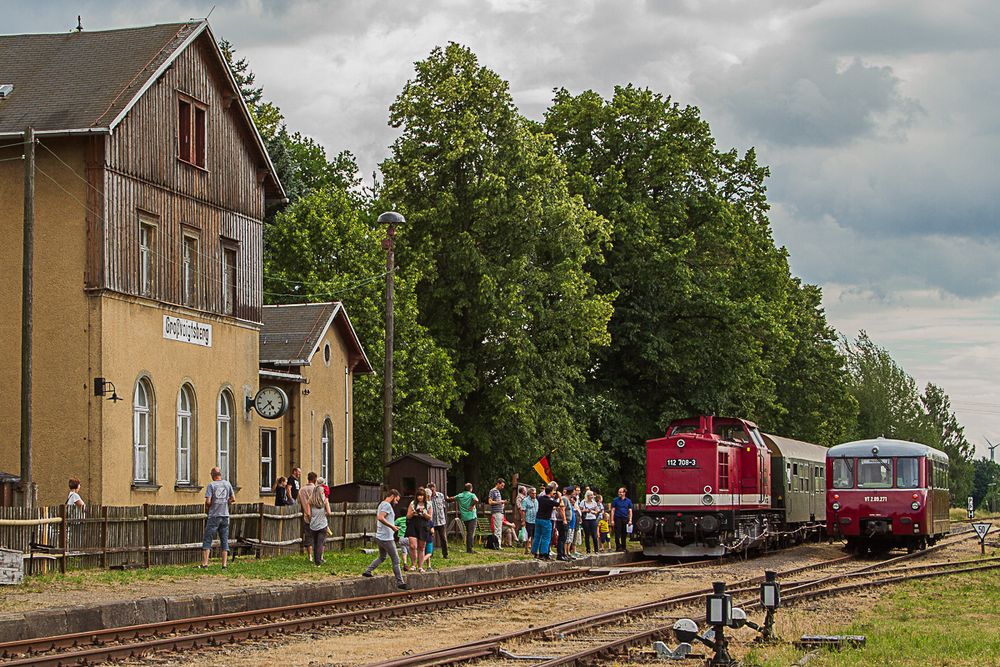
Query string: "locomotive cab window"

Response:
xmin=857 ymin=458 xmax=892 ymax=489
xmin=832 ymin=458 xmax=854 ymax=489
xmin=895 ymin=457 xmax=920 ymax=488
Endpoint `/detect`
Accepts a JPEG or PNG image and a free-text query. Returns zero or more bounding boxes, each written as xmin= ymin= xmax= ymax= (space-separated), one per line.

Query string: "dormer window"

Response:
xmin=178 ymin=95 xmax=207 ymax=168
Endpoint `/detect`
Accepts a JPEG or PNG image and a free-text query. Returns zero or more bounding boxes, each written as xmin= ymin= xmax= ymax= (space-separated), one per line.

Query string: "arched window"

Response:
xmin=217 ymin=390 xmax=234 ymax=482
xmin=177 ymin=384 xmax=196 ymax=484
xmin=321 ymin=418 xmax=333 ymax=483
xmin=133 ymin=378 xmax=154 ymax=483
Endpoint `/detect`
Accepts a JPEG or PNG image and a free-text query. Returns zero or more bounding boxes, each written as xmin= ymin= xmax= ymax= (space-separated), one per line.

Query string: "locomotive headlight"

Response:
xmin=911 ymin=501 xmax=920 ymax=511
xmin=649 ymin=493 xmax=661 ymax=505
xmin=832 ymin=502 xmax=841 ymax=511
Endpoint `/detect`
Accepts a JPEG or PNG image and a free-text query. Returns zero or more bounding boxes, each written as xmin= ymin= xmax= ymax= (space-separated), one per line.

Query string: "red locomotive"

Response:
xmin=826 ymin=438 xmax=950 ymax=553
xmin=634 ymin=415 xmax=827 ymax=557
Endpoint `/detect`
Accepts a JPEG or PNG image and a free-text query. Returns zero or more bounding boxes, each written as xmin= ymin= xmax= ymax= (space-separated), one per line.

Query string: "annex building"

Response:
xmin=0 ymin=21 xmax=372 ymax=506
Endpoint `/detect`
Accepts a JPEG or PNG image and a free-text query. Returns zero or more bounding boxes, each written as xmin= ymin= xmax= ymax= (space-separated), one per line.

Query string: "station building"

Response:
xmin=0 ymin=21 xmax=372 ymax=505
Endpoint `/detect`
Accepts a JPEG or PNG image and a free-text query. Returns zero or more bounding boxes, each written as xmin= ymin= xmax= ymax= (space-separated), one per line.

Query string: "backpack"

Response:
xmin=485 ymin=534 xmax=500 ymax=550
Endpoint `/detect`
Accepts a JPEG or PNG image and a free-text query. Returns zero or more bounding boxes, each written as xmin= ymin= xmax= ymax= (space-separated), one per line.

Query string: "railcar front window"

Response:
xmin=857 ymin=458 xmax=892 ymax=489
xmin=833 ymin=458 xmax=854 ymax=489
xmin=895 ymin=457 xmax=920 ymax=488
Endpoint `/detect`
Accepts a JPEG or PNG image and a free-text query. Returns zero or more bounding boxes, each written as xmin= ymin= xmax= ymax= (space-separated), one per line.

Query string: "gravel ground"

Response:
xmin=134 ymin=542 xmax=850 ymax=666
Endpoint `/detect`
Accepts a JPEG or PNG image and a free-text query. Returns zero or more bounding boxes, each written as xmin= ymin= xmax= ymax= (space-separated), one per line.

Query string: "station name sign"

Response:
xmin=163 ymin=315 xmax=212 ymax=348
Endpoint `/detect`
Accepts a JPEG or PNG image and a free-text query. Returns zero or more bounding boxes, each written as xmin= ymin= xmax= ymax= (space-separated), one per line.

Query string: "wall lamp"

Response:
xmin=93 ymin=377 xmax=123 ymax=403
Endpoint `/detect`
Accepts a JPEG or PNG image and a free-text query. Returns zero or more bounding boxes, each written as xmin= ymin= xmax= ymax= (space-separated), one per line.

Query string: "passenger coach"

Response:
xmin=826 ymin=438 xmax=950 ymax=553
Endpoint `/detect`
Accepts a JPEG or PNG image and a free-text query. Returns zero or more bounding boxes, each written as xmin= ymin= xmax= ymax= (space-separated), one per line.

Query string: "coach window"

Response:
xmin=857 ymin=458 xmax=892 ymax=489
xmin=895 ymin=458 xmax=919 ymax=488
xmin=832 ymin=458 xmax=854 ymax=489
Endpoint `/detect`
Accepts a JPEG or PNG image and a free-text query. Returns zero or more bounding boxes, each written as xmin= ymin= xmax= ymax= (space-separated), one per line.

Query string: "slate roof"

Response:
xmin=0 ymin=22 xmax=199 ymax=134
xmin=260 ymin=302 xmax=373 ymax=373
xmin=0 ymin=21 xmax=284 ymax=198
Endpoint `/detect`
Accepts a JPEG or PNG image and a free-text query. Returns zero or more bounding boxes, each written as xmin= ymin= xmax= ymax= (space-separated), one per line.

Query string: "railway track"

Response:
xmin=368 ymin=530 xmax=985 ymax=667
xmin=0 ymin=567 xmax=653 ymax=667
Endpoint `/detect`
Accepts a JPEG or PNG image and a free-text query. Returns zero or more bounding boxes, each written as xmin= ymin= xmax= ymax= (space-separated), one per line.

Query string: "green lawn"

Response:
xmin=742 ymin=566 xmax=1000 ymax=666
xmin=14 ymin=542 xmax=535 ymax=593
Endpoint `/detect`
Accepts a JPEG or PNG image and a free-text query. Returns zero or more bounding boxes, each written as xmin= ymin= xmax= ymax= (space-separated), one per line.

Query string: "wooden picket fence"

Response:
xmin=0 ymin=502 xmax=378 ymax=574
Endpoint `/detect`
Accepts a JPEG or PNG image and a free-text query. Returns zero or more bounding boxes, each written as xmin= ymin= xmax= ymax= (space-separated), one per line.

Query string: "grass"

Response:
xmin=742 ymin=556 xmax=1000 ymax=666
xmin=8 ymin=541 xmax=538 ymax=595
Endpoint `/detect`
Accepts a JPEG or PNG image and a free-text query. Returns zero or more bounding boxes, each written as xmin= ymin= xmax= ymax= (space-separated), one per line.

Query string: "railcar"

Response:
xmin=633 ymin=415 xmax=826 ymax=557
xmin=826 ymin=438 xmax=950 ymax=553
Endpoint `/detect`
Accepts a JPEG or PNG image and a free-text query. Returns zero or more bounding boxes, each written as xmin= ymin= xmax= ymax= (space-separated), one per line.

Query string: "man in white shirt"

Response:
xmin=363 ymin=488 xmax=409 ymax=589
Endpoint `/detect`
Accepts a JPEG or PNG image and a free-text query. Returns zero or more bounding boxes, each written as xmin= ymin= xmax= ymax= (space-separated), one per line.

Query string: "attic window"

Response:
xmin=178 ymin=95 xmax=207 ymax=168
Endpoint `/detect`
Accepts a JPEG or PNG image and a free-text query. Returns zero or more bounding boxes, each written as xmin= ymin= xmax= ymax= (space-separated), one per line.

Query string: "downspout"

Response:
xmin=344 ymin=365 xmax=350 ymax=484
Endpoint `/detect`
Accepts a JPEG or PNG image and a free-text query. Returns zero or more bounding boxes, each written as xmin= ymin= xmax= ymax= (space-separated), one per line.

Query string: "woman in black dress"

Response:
xmin=274 ymin=477 xmax=292 ymax=506
xmin=406 ymin=487 xmax=434 ymax=572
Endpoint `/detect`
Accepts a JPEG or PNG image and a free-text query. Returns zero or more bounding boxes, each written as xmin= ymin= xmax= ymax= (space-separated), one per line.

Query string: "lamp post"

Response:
xmin=378 ymin=211 xmax=404 ymax=486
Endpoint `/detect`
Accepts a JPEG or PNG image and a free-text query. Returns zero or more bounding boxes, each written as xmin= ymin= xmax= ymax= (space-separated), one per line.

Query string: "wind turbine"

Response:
xmin=986 ymin=437 xmax=999 ymax=463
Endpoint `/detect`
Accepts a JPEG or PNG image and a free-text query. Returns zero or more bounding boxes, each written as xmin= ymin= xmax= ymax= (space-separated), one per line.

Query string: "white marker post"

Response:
xmin=973 ymin=522 xmax=991 ymax=555
xmin=968 ymin=496 xmax=975 ymax=520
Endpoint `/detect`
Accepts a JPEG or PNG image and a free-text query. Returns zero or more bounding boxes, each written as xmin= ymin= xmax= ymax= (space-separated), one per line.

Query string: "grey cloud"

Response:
xmin=699 ymin=41 xmax=921 ymax=147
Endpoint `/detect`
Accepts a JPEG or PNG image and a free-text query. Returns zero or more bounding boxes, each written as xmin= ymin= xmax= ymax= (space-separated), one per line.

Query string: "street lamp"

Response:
xmin=378 ymin=211 xmax=404 ymax=485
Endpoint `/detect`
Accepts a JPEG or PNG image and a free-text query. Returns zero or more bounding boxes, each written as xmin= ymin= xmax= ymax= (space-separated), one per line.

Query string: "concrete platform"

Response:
xmin=0 ymin=550 xmax=638 ymax=643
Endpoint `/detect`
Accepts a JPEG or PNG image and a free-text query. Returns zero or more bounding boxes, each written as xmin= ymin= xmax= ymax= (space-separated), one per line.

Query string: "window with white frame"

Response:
xmin=222 ymin=245 xmax=237 ymax=316
xmin=260 ymin=429 xmax=276 ymax=490
xmin=321 ymin=419 xmax=333 ymax=483
xmin=217 ymin=390 xmax=234 ymax=482
xmin=182 ymin=234 xmax=199 ymax=307
xmin=133 ymin=378 xmax=154 ymax=483
xmin=138 ymin=216 xmax=157 ymax=297
xmin=177 ymin=384 xmax=195 ymax=484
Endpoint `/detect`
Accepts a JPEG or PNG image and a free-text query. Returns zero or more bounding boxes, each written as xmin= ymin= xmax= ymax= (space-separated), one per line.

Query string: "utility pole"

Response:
xmin=378 ymin=211 xmax=404 ymax=486
xmin=20 ymin=127 xmax=34 ymax=501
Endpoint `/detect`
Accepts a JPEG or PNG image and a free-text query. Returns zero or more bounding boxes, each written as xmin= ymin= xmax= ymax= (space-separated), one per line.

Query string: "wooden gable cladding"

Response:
xmin=97 ymin=32 xmax=266 ymax=323
xmin=100 ymin=171 xmax=263 ymax=321
xmin=105 ymin=35 xmax=264 ymax=218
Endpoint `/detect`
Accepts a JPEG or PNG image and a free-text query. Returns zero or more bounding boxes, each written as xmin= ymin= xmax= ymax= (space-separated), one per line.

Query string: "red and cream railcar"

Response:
xmin=635 ymin=416 xmax=775 ymax=557
xmin=826 ymin=438 xmax=950 ymax=553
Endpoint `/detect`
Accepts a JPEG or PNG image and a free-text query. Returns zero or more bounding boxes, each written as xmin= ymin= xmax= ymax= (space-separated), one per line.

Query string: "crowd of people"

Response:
xmin=160 ymin=464 xmax=637 ymax=581
xmin=359 ymin=478 xmax=636 ymax=582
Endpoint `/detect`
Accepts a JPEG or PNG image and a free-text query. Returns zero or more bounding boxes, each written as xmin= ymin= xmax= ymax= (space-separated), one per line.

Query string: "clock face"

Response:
xmin=254 ymin=386 xmax=288 ymax=419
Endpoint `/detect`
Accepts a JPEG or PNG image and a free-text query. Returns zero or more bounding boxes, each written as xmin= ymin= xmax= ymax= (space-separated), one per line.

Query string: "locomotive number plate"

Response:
xmin=864 ymin=496 xmax=888 ymax=502
xmin=665 ymin=458 xmax=698 ymax=468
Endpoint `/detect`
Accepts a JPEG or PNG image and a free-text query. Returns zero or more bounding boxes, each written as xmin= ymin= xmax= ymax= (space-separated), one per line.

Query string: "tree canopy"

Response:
xmin=222 ymin=38 xmax=975 ymax=502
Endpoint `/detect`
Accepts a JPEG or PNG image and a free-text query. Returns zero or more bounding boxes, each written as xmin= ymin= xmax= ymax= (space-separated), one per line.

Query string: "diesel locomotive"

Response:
xmin=826 ymin=438 xmax=950 ymax=553
xmin=633 ymin=415 xmax=827 ymax=557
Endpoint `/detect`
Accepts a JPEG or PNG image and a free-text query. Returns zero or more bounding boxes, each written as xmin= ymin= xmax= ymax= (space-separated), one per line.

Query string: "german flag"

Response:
xmin=532 ymin=453 xmax=554 ymax=484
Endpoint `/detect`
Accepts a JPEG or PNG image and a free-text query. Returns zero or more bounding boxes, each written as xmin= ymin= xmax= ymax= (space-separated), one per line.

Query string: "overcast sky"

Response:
xmin=6 ymin=0 xmax=999 ymax=457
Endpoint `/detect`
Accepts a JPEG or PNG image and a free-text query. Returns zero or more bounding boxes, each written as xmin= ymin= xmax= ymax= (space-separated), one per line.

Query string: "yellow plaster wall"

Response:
xmin=98 ymin=293 xmax=260 ymax=505
xmin=298 ymin=326 xmax=354 ymax=487
xmin=0 ymin=139 xmax=95 ymax=506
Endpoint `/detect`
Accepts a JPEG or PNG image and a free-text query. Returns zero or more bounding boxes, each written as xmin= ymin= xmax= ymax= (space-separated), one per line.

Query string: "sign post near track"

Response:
xmin=973 ymin=522 xmax=991 ymax=555
xmin=968 ymin=496 xmax=975 ymax=520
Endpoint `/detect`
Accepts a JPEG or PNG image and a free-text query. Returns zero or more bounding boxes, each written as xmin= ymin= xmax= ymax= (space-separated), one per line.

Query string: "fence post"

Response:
xmin=143 ymin=503 xmax=151 ymax=568
xmin=59 ymin=505 xmax=68 ymax=574
xmin=341 ymin=502 xmax=348 ymax=550
xmin=257 ymin=503 xmax=264 ymax=559
xmin=100 ymin=506 xmax=108 ymax=569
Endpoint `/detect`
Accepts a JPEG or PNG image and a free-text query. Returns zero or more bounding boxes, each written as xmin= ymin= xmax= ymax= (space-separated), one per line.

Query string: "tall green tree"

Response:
xmin=971 ymin=458 xmax=1000 ymax=511
xmin=843 ymin=333 xmax=973 ymax=505
xmin=843 ymin=332 xmax=936 ymax=444
xmin=922 ymin=382 xmax=974 ymax=505
xmin=544 ymin=86 xmax=856 ymax=486
xmin=381 ymin=44 xmax=614 ymax=485
xmin=222 ymin=39 xmax=458 ymax=481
